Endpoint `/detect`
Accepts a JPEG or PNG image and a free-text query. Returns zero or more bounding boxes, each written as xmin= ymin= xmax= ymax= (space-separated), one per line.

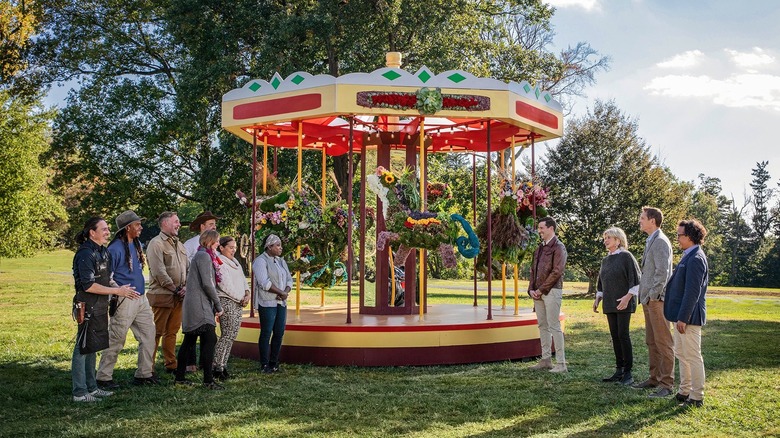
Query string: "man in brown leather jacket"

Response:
xmin=527 ymin=217 xmax=568 ymax=373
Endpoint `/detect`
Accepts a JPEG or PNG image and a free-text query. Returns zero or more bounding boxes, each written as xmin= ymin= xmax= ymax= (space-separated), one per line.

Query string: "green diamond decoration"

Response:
xmin=535 ymin=88 xmax=540 ymax=99
xmin=418 ymin=70 xmax=431 ymax=83
xmin=447 ymin=73 xmax=466 ymax=83
xmin=248 ymin=82 xmax=261 ymax=92
xmin=382 ymin=70 xmax=402 ymax=81
xmin=291 ymin=74 xmax=305 ymax=85
xmin=271 ymin=77 xmax=281 ymax=89
xmin=523 ymin=84 xmax=532 ymax=93
xmin=544 ymin=94 xmax=551 ymax=103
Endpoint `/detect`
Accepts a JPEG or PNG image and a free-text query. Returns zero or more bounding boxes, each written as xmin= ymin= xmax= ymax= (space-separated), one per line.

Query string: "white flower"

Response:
xmin=298 ymin=221 xmax=310 ymax=229
xmin=366 ymin=174 xmax=390 ymax=220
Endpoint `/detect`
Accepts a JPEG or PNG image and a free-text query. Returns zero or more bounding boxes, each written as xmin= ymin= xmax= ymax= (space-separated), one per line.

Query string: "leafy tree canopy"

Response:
xmin=540 ymin=100 xmax=690 ymax=293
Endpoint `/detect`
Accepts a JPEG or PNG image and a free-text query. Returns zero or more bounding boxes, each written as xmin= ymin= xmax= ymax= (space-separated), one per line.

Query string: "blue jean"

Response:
xmin=72 ymin=343 xmax=97 ymax=396
xmin=258 ymin=305 xmax=286 ymax=367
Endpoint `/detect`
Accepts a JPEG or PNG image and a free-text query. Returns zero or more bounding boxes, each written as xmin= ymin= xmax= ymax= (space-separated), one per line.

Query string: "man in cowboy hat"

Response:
xmin=96 ymin=210 xmax=158 ymax=389
xmin=184 ymin=211 xmax=221 ymax=262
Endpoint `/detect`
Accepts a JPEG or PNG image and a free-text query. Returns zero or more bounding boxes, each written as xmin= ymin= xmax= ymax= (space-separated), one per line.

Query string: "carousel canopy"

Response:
xmin=221 ymin=59 xmax=563 ymax=155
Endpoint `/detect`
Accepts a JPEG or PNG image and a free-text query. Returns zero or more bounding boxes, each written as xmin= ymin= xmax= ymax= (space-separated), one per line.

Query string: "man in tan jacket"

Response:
xmin=146 ymin=211 xmax=188 ymax=374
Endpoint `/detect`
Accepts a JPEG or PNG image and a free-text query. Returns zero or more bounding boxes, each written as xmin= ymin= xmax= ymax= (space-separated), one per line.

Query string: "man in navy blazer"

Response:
xmin=664 ymin=219 xmax=709 ymax=408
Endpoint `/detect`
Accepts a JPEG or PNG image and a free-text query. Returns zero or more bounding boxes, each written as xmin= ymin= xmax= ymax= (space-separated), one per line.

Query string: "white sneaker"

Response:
xmin=549 ymin=364 xmax=568 ymax=373
xmin=90 ymin=388 xmax=114 ymax=397
xmin=73 ymin=393 xmax=102 ymax=402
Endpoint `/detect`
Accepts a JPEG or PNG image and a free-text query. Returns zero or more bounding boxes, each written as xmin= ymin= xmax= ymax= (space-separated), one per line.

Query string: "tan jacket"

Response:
xmin=146 ymin=231 xmax=189 ymax=307
xmin=528 ymin=236 xmax=567 ymax=295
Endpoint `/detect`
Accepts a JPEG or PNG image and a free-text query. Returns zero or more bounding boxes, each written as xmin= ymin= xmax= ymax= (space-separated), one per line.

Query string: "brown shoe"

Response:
xmin=631 ymin=379 xmax=658 ymax=390
xmin=529 ymin=358 xmax=553 ymax=370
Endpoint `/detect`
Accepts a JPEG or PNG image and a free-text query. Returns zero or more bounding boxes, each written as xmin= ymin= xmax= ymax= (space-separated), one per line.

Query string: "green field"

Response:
xmin=1 ymin=250 xmax=778 ymax=437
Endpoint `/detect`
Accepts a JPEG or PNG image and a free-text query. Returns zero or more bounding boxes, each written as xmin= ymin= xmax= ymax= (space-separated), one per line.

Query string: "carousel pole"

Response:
xmin=531 ymin=134 xmax=536 ymax=220
xmin=500 ymin=148 xmax=506 ymax=310
xmin=486 ymin=121 xmax=493 ymax=320
xmin=472 ymin=151 xmax=477 ymax=307
xmin=359 ymin=137 xmax=366 ymax=314
xmin=320 ymin=144 xmax=327 ymax=307
xmin=295 ymin=122 xmax=302 ymax=317
xmin=250 ymin=129 xmax=259 ymax=318
xmin=512 ymin=136 xmax=519 ymax=316
xmin=419 ymin=117 xmax=426 ymax=320
xmin=346 ymin=117 xmax=354 ymax=324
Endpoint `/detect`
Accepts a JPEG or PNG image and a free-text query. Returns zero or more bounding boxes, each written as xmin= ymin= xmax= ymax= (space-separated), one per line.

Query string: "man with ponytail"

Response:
xmin=96 ymin=210 xmax=158 ymax=388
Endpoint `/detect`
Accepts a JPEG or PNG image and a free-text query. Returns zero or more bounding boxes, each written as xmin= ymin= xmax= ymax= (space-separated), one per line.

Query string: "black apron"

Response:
xmin=72 ymin=242 xmax=112 ymax=354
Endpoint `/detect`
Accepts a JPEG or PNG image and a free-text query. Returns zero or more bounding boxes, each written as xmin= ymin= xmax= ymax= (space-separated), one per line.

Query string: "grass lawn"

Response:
xmin=1 ymin=250 xmax=778 ymax=437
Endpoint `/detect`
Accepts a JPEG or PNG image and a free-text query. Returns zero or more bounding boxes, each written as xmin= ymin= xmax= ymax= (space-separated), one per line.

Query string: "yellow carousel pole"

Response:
xmin=389 ymin=245 xmax=396 ymax=305
xmin=512 ymin=136 xmax=519 ymax=316
xmin=419 ymin=117 xmax=426 ymax=321
xmin=296 ymin=122 xmax=302 ymax=317
xmin=500 ymin=149 xmax=506 ymax=309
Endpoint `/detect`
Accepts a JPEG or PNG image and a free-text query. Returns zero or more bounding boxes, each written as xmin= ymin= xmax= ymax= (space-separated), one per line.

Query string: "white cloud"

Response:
xmin=644 ymin=73 xmax=780 ymax=111
xmin=545 ymin=0 xmax=600 ymax=11
xmin=726 ymin=47 xmax=775 ymax=70
xmin=656 ymin=50 xmax=704 ymax=69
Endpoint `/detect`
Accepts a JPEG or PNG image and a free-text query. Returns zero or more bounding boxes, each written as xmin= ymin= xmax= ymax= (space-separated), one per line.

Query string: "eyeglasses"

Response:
xmin=676 ymin=233 xmax=686 ymax=237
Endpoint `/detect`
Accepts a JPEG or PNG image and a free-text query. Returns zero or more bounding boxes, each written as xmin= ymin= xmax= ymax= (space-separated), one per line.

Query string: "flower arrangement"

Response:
xmin=476 ymin=178 xmax=550 ymax=268
xmin=366 ymin=166 xmax=479 ymax=268
xmin=356 ymin=89 xmax=490 ymax=114
xmin=237 ymin=179 xmax=360 ymax=290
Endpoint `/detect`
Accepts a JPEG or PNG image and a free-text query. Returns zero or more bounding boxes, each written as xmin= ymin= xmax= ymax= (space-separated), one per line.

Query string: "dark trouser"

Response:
xmin=606 ymin=312 xmax=633 ymax=372
xmin=258 ymin=305 xmax=287 ymax=367
xmin=175 ymin=324 xmax=217 ymax=383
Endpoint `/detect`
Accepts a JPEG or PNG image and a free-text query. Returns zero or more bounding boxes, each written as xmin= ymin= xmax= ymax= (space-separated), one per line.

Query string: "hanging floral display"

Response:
xmin=475 ymin=178 xmax=550 ymax=269
xmin=366 ymin=166 xmax=479 ymax=268
xmin=236 ymin=180 xmax=361 ymax=289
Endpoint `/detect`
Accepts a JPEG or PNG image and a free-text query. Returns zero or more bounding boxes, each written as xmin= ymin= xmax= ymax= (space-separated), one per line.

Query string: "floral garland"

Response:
xmin=366 ymin=166 xmax=479 ymax=268
xmin=236 ymin=182 xmax=360 ymax=290
xmin=476 ymin=179 xmax=550 ymax=269
xmin=356 ymin=88 xmax=490 ymax=114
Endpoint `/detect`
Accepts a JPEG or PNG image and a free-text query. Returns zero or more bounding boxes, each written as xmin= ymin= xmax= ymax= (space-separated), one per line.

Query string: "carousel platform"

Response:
xmin=231 ymin=304 xmax=564 ymax=366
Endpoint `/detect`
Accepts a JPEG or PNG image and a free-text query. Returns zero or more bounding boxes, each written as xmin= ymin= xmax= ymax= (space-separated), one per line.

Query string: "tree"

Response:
xmin=0 ymin=90 xmax=66 ymax=257
xmin=540 ymin=100 xmax=690 ymax=294
xmin=38 ymin=0 xmax=609 ymax=238
xmin=687 ymin=174 xmax=732 ymax=285
xmin=750 ymin=160 xmax=776 ymax=241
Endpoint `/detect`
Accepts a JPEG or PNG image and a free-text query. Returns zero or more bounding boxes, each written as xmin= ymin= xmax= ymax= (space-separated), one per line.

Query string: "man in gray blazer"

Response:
xmin=633 ymin=207 xmax=675 ymax=398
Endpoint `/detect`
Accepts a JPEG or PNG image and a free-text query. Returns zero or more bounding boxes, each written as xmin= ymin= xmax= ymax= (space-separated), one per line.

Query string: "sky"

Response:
xmin=544 ymin=0 xmax=780 ymax=205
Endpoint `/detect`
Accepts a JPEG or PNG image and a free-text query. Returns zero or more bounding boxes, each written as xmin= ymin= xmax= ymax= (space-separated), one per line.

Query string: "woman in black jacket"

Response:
xmin=593 ymin=227 xmax=641 ymax=386
xmin=71 ymin=217 xmax=139 ymax=402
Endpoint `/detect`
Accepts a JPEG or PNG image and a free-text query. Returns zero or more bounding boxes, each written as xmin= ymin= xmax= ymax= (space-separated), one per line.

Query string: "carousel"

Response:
xmin=221 ymin=53 xmax=564 ymax=366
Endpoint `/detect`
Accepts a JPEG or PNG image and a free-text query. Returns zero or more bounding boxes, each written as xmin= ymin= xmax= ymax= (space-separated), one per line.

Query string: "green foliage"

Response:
xmin=36 ymin=0 xmax=608 ymax=245
xmin=0 ymin=91 xmax=66 ymax=257
xmin=541 ymin=100 xmax=691 ymax=293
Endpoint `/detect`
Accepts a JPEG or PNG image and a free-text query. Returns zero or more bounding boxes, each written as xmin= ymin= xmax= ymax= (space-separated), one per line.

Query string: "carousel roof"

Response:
xmin=221 ymin=61 xmax=563 ymax=155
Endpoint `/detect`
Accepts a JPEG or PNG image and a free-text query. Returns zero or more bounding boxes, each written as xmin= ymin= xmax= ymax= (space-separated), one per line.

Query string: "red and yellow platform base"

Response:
xmin=231 ymin=304 xmax=564 ymax=366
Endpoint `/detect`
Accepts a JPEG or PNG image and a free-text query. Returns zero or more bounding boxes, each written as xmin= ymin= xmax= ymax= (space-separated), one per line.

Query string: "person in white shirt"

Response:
xmin=213 ymin=236 xmax=250 ymax=380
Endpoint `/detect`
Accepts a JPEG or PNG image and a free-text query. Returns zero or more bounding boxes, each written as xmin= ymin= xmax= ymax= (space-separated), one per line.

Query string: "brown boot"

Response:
xmin=529 ymin=358 xmax=553 ymax=370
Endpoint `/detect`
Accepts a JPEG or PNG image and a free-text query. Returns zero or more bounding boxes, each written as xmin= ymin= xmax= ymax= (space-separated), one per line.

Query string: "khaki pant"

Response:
xmin=673 ymin=324 xmax=705 ymax=400
xmin=151 ymin=300 xmax=183 ymax=370
xmin=97 ymin=294 xmax=156 ymax=380
xmin=642 ymin=299 xmax=675 ymax=389
xmin=534 ymin=288 xmax=565 ymax=364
